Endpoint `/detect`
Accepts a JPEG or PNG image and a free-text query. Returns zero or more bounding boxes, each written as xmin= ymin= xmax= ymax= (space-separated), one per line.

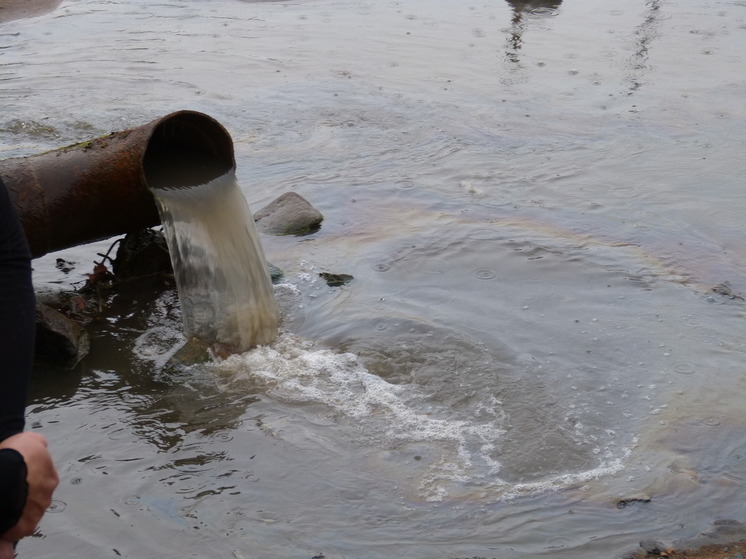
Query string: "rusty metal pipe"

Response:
xmin=0 ymin=110 xmax=235 ymax=258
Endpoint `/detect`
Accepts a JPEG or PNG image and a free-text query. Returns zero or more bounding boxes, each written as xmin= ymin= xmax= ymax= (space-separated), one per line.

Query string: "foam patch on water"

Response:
xmin=209 ymin=331 xmax=637 ymax=502
xmin=488 ymin=446 xmax=633 ymax=501
xmin=135 ymin=285 xmax=635 ymax=502
xmin=211 ymin=332 xmax=507 ymax=500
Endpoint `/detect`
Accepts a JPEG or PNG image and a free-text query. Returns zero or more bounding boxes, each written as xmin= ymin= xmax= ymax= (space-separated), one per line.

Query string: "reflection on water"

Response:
xmin=625 ymin=0 xmax=663 ymax=95
xmin=7 ymin=0 xmax=746 ymax=557
xmin=504 ymin=0 xmax=563 ymax=64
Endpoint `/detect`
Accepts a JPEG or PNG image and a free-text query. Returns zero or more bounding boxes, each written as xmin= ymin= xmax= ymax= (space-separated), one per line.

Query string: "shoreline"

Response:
xmin=625 ymin=520 xmax=746 ymax=558
xmin=0 ymin=0 xmax=62 ymax=23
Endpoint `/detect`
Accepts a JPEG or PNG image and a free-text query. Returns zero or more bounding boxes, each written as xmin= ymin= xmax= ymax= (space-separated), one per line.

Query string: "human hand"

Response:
xmin=0 ymin=432 xmax=59 ymax=544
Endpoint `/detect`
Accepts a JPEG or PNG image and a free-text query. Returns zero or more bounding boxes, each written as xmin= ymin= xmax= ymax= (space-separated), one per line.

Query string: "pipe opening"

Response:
xmin=143 ymin=112 xmax=236 ymax=190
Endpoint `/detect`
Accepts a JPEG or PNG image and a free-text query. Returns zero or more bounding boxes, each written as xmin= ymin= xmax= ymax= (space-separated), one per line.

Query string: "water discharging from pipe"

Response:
xmin=141 ymin=112 xmax=279 ymax=353
xmin=150 ymin=171 xmax=279 ymax=353
xmin=1 ymin=106 xmax=278 ymax=352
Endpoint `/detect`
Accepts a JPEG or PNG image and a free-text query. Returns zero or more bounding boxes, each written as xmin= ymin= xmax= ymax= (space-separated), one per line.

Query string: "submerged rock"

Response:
xmin=268 ymin=262 xmax=284 ymax=284
xmin=712 ymin=281 xmax=744 ymax=300
xmin=35 ymin=301 xmax=90 ymax=368
xmin=319 ymin=272 xmax=354 ymax=287
xmin=616 ymin=495 xmax=652 ymax=509
xmin=253 ymin=192 xmax=323 ymax=236
xmin=639 ymin=539 xmax=666 ymax=555
xmin=166 ymin=337 xmax=212 ymax=368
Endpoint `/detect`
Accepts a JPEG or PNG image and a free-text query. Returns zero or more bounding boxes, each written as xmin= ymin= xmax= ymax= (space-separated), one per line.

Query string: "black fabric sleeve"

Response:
xmin=0 ymin=177 xmax=35 ymax=443
xmin=0 ymin=448 xmax=28 ymax=534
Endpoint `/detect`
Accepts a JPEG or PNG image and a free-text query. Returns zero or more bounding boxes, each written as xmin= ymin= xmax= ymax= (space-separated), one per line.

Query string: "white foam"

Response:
xmin=211 ymin=332 xmax=633 ymax=502
xmin=494 ymin=446 xmax=633 ymax=501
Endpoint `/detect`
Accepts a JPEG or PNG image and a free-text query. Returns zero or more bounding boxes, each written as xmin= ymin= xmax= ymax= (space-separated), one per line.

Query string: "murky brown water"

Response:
xmin=2 ymin=0 xmax=745 ymax=557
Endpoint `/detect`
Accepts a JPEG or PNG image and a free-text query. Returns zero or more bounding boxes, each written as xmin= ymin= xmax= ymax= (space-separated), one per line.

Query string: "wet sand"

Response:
xmin=678 ymin=543 xmax=746 ymax=558
xmin=0 ymin=0 xmax=62 ymax=23
xmin=640 ymin=542 xmax=746 ymax=559
xmin=626 ymin=521 xmax=746 ymax=558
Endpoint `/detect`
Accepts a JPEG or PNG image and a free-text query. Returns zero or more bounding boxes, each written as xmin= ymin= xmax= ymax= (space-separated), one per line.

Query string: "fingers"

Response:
xmin=0 ymin=432 xmax=59 ymax=543
xmin=0 ymin=540 xmax=15 ymax=559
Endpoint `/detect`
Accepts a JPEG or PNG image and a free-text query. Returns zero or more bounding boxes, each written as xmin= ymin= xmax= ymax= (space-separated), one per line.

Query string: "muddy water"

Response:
xmin=2 ymin=0 xmax=745 ymax=557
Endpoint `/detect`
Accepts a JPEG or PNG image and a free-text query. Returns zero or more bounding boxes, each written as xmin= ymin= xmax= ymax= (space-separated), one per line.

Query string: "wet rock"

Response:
xmin=253 ymin=192 xmax=323 ymax=236
xmin=55 ymin=258 xmax=76 ymax=273
xmin=113 ymin=228 xmax=172 ymax=280
xmin=165 ymin=337 xmax=211 ymax=368
xmin=639 ymin=539 xmax=666 ymax=555
xmin=319 ymin=272 xmax=353 ymax=287
xmin=712 ymin=281 xmax=744 ymax=300
xmin=35 ymin=301 xmax=89 ymax=368
xmin=113 ymin=228 xmax=284 ymax=285
xmin=617 ymin=495 xmax=652 ymax=509
xmin=268 ymin=262 xmax=284 ymax=284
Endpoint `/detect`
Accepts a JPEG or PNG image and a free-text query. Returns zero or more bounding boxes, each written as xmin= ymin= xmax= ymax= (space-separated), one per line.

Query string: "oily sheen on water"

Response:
xmin=151 ymin=172 xmax=279 ymax=352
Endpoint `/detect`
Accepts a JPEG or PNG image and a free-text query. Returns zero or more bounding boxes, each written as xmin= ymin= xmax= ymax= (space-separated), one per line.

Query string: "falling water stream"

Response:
xmin=150 ymin=172 xmax=279 ymax=352
xmin=2 ymin=0 xmax=745 ymax=557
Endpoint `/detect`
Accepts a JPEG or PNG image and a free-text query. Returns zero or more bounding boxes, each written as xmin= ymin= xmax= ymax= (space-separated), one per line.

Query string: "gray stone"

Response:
xmin=319 ymin=272 xmax=353 ymax=287
xmin=253 ymin=192 xmax=323 ymax=236
xmin=639 ymin=539 xmax=665 ymax=555
xmin=268 ymin=262 xmax=284 ymax=284
xmin=35 ymin=302 xmax=90 ymax=368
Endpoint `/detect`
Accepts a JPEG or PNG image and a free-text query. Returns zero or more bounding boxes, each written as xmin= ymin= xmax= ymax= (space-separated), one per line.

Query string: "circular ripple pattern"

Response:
xmin=467 ymin=228 xmax=504 ymax=241
xmin=47 ymin=500 xmax=67 ymax=513
xmin=707 ymin=209 xmax=745 ymax=229
xmin=673 ymin=362 xmax=696 ymax=375
xmin=473 ymin=268 xmax=496 ymax=280
xmin=124 ymin=495 xmax=141 ymax=506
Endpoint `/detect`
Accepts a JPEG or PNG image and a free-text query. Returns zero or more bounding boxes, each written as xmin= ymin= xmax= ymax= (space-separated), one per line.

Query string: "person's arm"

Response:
xmin=0 ymin=448 xmax=28 ymax=534
xmin=0 ymin=432 xmax=57 ymax=543
xmin=0 ymin=178 xmax=35 ymax=442
xmin=0 ymin=179 xmax=58 ymax=549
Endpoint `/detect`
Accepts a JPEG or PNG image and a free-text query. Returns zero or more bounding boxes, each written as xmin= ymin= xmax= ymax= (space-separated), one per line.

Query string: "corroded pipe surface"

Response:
xmin=0 ymin=110 xmax=235 ymax=258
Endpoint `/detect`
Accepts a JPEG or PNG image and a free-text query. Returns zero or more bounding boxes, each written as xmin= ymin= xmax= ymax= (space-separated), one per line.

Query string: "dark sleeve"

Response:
xmin=0 ymin=448 xmax=28 ymax=534
xmin=0 ymin=178 xmax=35 ymax=442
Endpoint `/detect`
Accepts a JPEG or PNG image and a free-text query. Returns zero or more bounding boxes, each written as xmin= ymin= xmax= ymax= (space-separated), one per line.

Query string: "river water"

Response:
xmin=2 ymin=0 xmax=745 ymax=557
